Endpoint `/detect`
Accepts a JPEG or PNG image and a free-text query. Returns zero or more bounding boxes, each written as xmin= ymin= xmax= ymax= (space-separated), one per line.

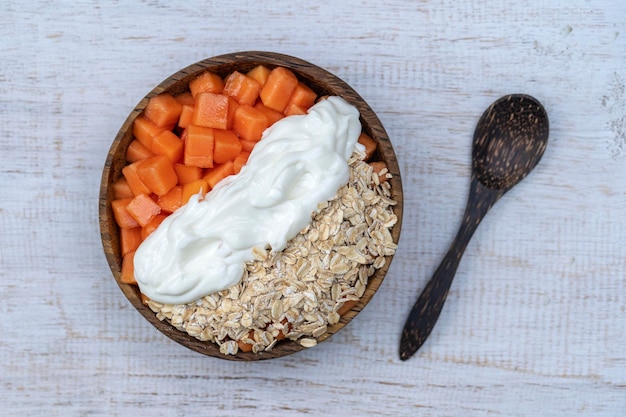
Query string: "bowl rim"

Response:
xmin=99 ymin=51 xmax=403 ymax=361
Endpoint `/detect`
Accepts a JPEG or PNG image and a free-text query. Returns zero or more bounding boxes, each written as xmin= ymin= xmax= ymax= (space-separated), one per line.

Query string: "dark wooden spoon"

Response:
xmin=399 ymin=94 xmax=549 ymax=361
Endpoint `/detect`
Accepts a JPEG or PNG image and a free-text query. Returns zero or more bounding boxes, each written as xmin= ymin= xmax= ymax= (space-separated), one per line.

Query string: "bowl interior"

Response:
xmin=99 ymin=51 xmax=403 ymax=360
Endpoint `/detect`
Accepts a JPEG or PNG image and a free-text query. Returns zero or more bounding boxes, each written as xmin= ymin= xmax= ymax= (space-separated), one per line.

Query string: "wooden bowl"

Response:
xmin=99 ymin=51 xmax=403 ymax=360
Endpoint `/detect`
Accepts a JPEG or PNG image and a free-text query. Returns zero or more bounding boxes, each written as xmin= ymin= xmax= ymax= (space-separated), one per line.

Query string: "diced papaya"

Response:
xmin=178 ymin=103 xmax=195 ymax=129
xmin=233 ymin=151 xmax=250 ymax=174
xmin=115 ymin=68 xmax=329 ymax=274
xmin=237 ymin=330 xmax=255 ymax=352
xmin=213 ymin=129 xmax=242 ymax=164
xmin=240 ymin=139 xmax=256 ymax=153
xmin=125 ymin=193 xmax=161 ymax=227
xmin=157 ymin=185 xmax=182 ymax=213
xmin=358 ymin=132 xmax=378 ymax=161
xmin=182 ymin=179 xmax=209 ymax=205
xmin=287 ymin=82 xmax=317 ymax=110
xmin=144 ymin=93 xmax=182 ymax=129
xmin=192 ymin=92 xmax=229 ymax=130
xmin=112 ymin=177 xmax=134 ymax=199
xmin=175 ymin=91 xmax=195 ymax=106
xmin=232 ymin=104 xmax=269 ymax=142
xmin=122 ymin=161 xmax=151 ymax=196
xmin=141 ymin=213 xmax=166 ymax=240
xmin=136 ymin=155 xmax=178 ymax=196
xmin=174 ymin=163 xmax=203 ymax=185
xmin=273 ymin=319 xmax=291 ymax=342
xmin=223 ymin=71 xmax=261 ymax=106
xmin=151 ymin=130 xmax=183 ymax=163
xmin=111 ymin=198 xmax=139 ymax=229
xmin=276 ymin=325 xmax=291 ymax=341
xmin=337 ymin=299 xmax=358 ymax=316
xmin=246 ymin=65 xmax=271 ymax=88
xmin=126 ymin=139 xmax=155 ymax=163
xmin=120 ymin=226 xmax=142 ymax=256
xmin=254 ymin=102 xmax=284 ymax=125
xmin=203 ymin=161 xmax=234 ymax=189
xmin=283 ymin=102 xmax=307 ymax=116
xmin=121 ymin=250 xmax=137 ymax=285
xmin=184 ymin=124 xmax=215 ymax=168
xmin=260 ymin=66 xmax=299 ymax=112
xmin=189 ymin=71 xmax=224 ymax=97
xmin=237 ymin=341 xmax=253 ymax=352
xmin=226 ymin=96 xmax=239 ymax=130
xmin=132 ymin=116 xmax=165 ymax=149
xmin=140 ymin=292 xmax=150 ymax=305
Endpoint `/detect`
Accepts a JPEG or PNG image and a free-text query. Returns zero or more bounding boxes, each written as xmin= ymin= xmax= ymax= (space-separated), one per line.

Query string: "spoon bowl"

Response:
xmin=473 ymin=94 xmax=549 ymax=189
xmin=399 ymin=94 xmax=548 ymax=361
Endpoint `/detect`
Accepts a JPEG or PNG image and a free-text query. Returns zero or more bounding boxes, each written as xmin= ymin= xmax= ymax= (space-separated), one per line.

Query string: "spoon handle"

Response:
xmin=399 ymin=178 xmax=504 ymax=360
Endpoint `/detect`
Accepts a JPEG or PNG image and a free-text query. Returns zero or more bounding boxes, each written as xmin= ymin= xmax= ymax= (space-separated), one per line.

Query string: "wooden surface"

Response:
xmin=2 ymin=1 xmax=625 ymax=415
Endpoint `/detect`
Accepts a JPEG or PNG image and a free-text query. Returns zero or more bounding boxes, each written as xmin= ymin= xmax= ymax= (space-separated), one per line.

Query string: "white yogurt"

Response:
xmin=134 ymin=96 xmax=362 ymax=304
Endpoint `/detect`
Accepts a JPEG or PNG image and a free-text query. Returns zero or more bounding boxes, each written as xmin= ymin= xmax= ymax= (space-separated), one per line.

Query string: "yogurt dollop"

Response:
xmin=134 ymin=96 xmax=362 ymax=304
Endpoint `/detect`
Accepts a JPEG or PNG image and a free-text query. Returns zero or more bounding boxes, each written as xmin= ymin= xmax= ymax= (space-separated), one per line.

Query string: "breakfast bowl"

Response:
xmin=99 ymin=51 xmax=403 ymax=360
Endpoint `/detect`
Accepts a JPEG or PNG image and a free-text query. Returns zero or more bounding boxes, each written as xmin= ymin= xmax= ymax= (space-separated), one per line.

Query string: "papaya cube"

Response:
xmin=136 ymin=155 xmax=178 ymax=196
xmin=283 ymin=102 xmax=307 ymax=117
xmin=182 ymin=179 xmax=209 ymax=205
xmin=192 ymin=93 xmax=229 ymax=130
xmin=141 ymin=213 xmax=167 ymax=240
xmin=174 ymin=163 xmax=203 ymax=185
xmin=151 ymin=130 xmax=184 ymax=163
xmin=175 ymin=91 xmax=195 ymax=106
xmin=240 ymin=139 xmax=256 ymax=153
xmin=144 ymin=93 xmax=182 ymax=128
xmin=213 ymin=129 xmax=242 ymax=164
xmin=357 ymin=132 xmax=378 ymax=161
xmin=121 ymin=251 xmax=137 ymax=285
xmin=232 ymin=104 xmax=269 ymax=142
xmin=247 ymin=65 xmax=271 ymax=88
xmin=227 ymin=96 xmax=239 ymax=130
xmin=189 ymin=71 xmax=224 ymax=97
xmin=233 ymin=151 xmax=250 ymax=175
xmin=223 ymin=71 xmax=261 ymax=106
xmin=287 ymin=82 xmax=317 ymax=110
xmin=177 ymin=103 xmax=195 ymax=129
xmin=203 ymin=161 xmax=235 ymax=189
xmin=111 ymin=177 xmax=134 ymax=199
xmin=122 ymin=161 xmax=152 ymax=196
xmin=120 ymin=226 xmax=142 ymax=256
xmin=254 ymin=102 xmax=284 ymax=125
xmin=132 ymin=116 xmax=165 ymax=149
xmin=111 ymin=198 xmax=139 ymax=229
xmin=125 ymin=194 xmax=161 ymax=227
xmin=260 ymin=66 xmax=299 ymax=112
xmin=184 ymin=125 xmax=215 ymax=168
xmin=126 ymin=139 xmax=155 ymax=163
xmin=157 ymin=185 xmax=182 ymax=213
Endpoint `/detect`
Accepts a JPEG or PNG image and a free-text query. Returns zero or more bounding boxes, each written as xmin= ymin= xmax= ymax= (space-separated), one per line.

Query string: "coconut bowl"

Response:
xmin=99 ymin=51 xmax=403 ymax=360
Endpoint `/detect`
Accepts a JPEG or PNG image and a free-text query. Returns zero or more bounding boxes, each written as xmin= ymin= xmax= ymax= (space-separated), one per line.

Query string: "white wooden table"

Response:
xmin=2 ymin=1 xmax=625 ymax=415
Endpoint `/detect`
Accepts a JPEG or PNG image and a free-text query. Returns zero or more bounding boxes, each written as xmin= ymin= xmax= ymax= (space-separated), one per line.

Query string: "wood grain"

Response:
xmin=1 ymin=1 xmax=625 ymax=415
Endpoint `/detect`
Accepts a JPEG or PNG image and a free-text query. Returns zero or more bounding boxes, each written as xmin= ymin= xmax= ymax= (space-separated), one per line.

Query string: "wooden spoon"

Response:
xmin=399 ymin=94 xmax=549 ymax=361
